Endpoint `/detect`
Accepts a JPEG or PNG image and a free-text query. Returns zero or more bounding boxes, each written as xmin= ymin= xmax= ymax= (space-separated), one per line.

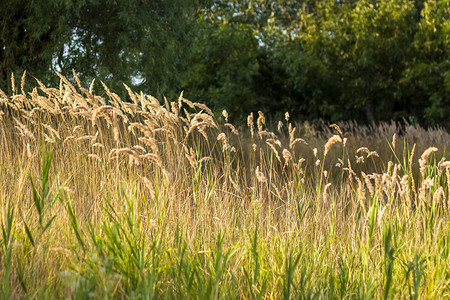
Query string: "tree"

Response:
xmin=285 ymin=0 xmax=419 ymax=122
xmin=402 ymin=0 xmax=450 ymax=127
xmin=189 ymin=0 xmax=450 ymax=127
xmin=183 ymin=19 xmax=261 ymax=118
xmin=184 ymin=0 xmax=317 ymax=119
xmin=0 ymin=0 xmax=204 ymax=95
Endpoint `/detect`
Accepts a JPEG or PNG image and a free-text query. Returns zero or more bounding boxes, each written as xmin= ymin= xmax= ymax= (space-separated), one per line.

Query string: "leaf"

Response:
xmin=23 ymin=222 xmax=35 ymax=247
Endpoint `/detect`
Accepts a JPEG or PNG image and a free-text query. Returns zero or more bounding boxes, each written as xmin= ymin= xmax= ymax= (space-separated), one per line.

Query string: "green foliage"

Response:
xmin=186 ymin=0 xmax=450 ymax=126
xmin=284 ymin=0 xmax=419 ymax=122
xmin=2 ymin=0 xmax=450 ymax=126
xmin=0 ymin=0 xmax=204 ymax=96
xmin=402 ymin=0 xmax=450 ymax=127
xmin=183 ymin=19 xmax=261 ymax=117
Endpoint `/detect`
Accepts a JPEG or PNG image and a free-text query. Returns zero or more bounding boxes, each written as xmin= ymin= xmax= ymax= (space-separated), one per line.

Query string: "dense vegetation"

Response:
xmin=1 ymin=1 xmax=450 ymax=296
xmin=0 ymin=75 xmax=449 ymax=298
xmin=1 ymin=0 xmax=449 ymax=127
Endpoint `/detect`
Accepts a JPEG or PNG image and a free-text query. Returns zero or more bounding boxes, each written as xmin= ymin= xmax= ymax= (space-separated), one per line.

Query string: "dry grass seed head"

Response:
xmin=217 ymin=133 xmax=230 ymax=152
xmin=184 ymin=146 xmax=196 ymax=168
xmin=290 ymin=138 xmax=307 ymax=149
xmin=140 ymin=176 xmax=156 ymax=199
xmin=13 ymin=117 xmax=35 ymax=140
xmin=123 ymin=83 xmax=138 ymax=107
xmin=26 ymin=143 xmax=32 ymax=159
xmin=391 ymin=164 xmax=399 ymax=185
xmin=282 ymin=149 xmax=292 ymax=164
xmin=255 ymin=166 xmax=267 ymax=183
xmin=324 ymin=135 xmax=342 ymax=158
xmin=436 ymin=157 xmax=447 ymax=175
xmin=368 ymin=151 xmax=379 ymax=158
xmin=222 ymin=110 xmax=228 ymax=122
xmin=191 ymin=112 xmax=217 ymax=128
xmin=357 ymin=147 xmax=370 ymax=155
xmin=20 ymin=70 xmax=26 ymax=95
xmin=420 ymin=147 xmax=437 ymax=162
xmin=170 ymin=102 xmax=179 ymax=117
xmin=109 ymin=148 xmax=136 ymax=158
xmin=399 ymin=175 xmax=412 ymax=207
xmin=177 ymin=91 xmax=184 ymax=111
xmin=137 ymin=153 xmax=163 ymax=166
xmin=193 ymin=102 xmax=214 ymax=116
xmin=392 ymin=133 xmax=397 ymax=150
xmin=198 ymin=127 xmax=209 ymax=142
xmin=89 ymin=79 xmax=96 ymax=94
xmin=72 ymin=69 xmax=83 ymax=90
xmin=88 ymin=154 xmax=101 ymax=162
xmin=181 ymin=97 xmax=195 ymax=110
xmin=356 ymin=177 xmax=366 ymax=207
xmin=438 ymin=160 xmax=450 ymax=172
xmin=419 ymin=147 xmax=438 ymax=177
xmin=247 ymin=113 xmax=254 ymax=138
xmin=356 ymin=156 xmax=364 ymax=163
xmin=267 ymin=143 xmax=281 ymax=162
xmin=289 ymin=126 xmax=296 ymax=143
xmin=387 ymin=161 xmax=393 ymax=175
xmin=247 ymin=112 xmax=254 ymax=127
xmin=361 ymin=172 xmax=374 ymax=197
xmin=266 ymin=139 xmax=281 ymax=148
xmin=44 ymin=133 xmax=55 ymax=143
xmin=294 ymin=157 xmax=306 ymax=170
xmin=225 ymin=123 xmax=238 ymax=135
xmin=11 ymin=72 xmax=15 ymax=93
xmin=259 ymin=130 xmax=276 ymax=139
xmin=323 ymin=183 xmax=332 ymax=202
xmin=132 ymin=145 xmax=146 ymax=152
xmin=92 ymin=143 xmax=104 ymax=148
xmin=217 ymin=133 xmax=226 ymax=142
xmin=257 ymin=111 xmax=265 ymax=132
xmin=277 ymin=121 xmax=283 ymax=132
xmin=92 ymin=105 xmax=114 ymax=124
xmin=433 ymin=186 xmax=445 ymax=207
xmin=41 ymin=123 xmax=60 ymax=140
xmin=0 ymin=88 xmax=8 ymax=101
xmin=329 ymin=123 xmax=342 ymax=136
xmin=138 ymin=137 xmax=159 ymax=154
xmin=63 ymin=136 xmax=76 ymax=146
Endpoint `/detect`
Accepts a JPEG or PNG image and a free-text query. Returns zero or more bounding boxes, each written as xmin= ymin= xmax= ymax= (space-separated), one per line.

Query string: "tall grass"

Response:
xmin=0 ymin=71 xmax=449 ymax=298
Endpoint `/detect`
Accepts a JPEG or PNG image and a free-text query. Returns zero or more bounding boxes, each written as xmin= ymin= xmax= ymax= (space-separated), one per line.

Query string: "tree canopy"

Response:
xmin=0 ymin=0 xmax=203 ymax=94
xmin=183 ymin=0 xmax=450 ymax=126
xmin=1 ymin=0 xmax=449 ymax=127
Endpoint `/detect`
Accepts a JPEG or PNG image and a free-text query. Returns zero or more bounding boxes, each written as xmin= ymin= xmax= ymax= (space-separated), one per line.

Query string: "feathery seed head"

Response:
xmin=255 ymin=166 xmax=267 ymax=183
xmin=329 ymin=123 xmax=342 ymax=136
xmin=419 ymin=147 xmax=438 ymax=177
xmin=222 ymin=110 xmax=228 ymax=122
xmin=324 ymin=135 xmax=342 ymax=157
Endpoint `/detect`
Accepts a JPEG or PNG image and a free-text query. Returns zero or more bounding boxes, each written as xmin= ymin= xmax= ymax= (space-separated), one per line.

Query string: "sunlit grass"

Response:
xmin=0 ymin=72 xmax=449 ymax=298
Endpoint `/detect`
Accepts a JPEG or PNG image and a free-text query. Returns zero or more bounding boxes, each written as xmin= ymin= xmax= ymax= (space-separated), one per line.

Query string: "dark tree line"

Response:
xmin=1 ymin=0 xmax=449 ymax=127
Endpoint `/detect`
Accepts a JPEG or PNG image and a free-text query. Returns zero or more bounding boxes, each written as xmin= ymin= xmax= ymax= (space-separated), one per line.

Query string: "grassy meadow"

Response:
xmin=0 ymin=72 xmax=450 ymax=299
